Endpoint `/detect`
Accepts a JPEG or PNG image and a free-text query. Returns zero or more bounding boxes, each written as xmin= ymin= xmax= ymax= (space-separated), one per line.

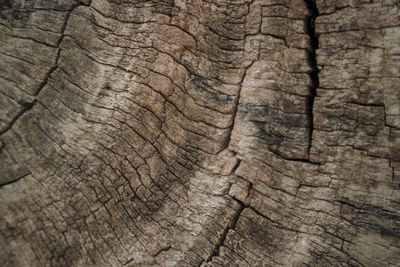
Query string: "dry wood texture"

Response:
xmin=0 ymin=0 xmax=400 ymax=266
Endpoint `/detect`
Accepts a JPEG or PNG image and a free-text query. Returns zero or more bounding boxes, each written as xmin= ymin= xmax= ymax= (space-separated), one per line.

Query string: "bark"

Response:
xmin=0 ymin=0 xmax=399 ymax=266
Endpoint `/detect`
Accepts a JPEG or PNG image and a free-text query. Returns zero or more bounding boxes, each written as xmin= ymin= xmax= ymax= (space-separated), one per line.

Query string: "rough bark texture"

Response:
xmin=1 ymin=0 xmax=400 ymax=266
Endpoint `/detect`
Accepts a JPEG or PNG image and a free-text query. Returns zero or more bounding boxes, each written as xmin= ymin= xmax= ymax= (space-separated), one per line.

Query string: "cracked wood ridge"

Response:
xmin=0 ymin=0 xmax=399 ymax=266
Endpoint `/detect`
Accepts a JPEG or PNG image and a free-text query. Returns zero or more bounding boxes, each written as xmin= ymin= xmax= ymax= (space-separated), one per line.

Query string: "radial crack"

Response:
xmin=0 ymin=1 xmax=91 ymax=136
xmin=201 ymin=202 xmax=245 ymax=265
xmin=218 ymin=59 xmax=257 ymax=154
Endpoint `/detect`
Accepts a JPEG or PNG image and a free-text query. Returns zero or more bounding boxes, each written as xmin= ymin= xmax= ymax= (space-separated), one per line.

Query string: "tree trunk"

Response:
xmin=1 ymin=0 xmax=399 ymax=266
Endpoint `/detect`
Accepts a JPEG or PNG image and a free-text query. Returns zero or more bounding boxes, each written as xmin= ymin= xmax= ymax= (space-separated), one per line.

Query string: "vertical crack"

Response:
xmin=304 ymin=0 xmax=319 ymax=155
xmin=218 ymin=59 xmax=257 ymax=154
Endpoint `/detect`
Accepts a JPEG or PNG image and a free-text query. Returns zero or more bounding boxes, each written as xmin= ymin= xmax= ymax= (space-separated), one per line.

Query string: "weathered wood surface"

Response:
xmin=0 ymin=0 xmax=399 ymax=266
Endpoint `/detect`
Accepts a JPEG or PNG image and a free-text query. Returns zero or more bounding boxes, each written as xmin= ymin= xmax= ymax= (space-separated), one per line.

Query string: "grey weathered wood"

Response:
xmin=1 ymin=0 xmax=399 ymax=266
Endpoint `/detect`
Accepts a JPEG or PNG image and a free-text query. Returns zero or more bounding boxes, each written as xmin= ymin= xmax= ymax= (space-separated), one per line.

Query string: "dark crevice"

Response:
xmin=122 ymin=257 xmax=135 ymax=266
xmin=269 ymin=147 xmax=321 ymax=165
xmin=347 ymin=101 xmax=385 ymax=108
xmin=201 ymin=202 xmax=244 ymax=265
xmin=304 ymin=0 xmax=320 ymax=156
xmin=230 ymin=159 xmax=241 ymax=175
